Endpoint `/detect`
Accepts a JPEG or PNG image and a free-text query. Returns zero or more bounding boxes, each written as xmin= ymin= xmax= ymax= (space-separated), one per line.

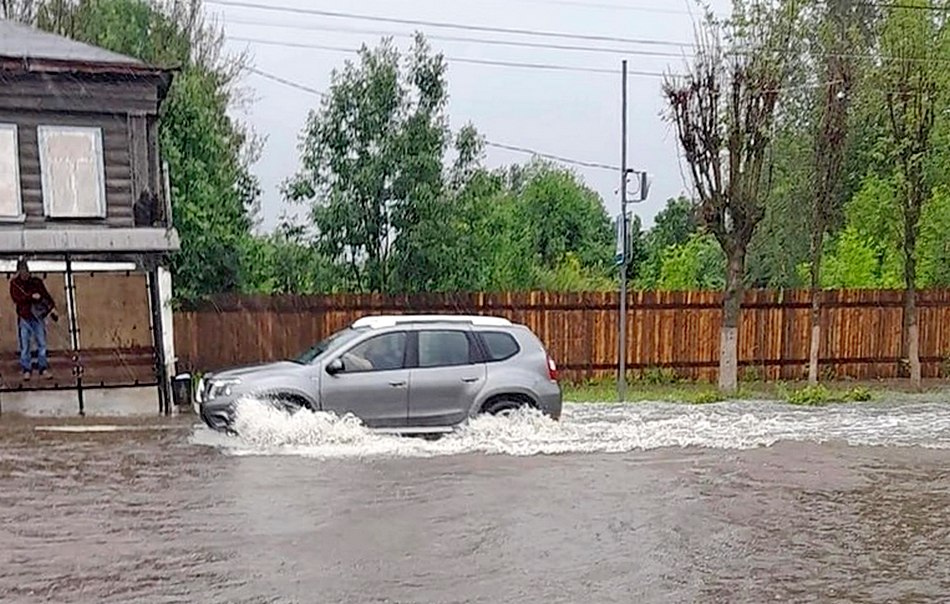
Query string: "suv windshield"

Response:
xmin=292 ymin=327 xmax=366 ymax=364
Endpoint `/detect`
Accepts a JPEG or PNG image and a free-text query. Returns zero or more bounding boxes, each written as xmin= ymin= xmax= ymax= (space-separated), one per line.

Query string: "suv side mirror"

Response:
xmin=326 ymin=358 xmax=344 ymax=375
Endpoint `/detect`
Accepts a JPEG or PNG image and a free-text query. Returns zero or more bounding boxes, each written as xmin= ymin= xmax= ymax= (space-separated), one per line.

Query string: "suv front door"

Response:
xmin=407 ymin=329 xmax=487 ymax=427
xmin=320 ymin=331 xmax=409 ymax=428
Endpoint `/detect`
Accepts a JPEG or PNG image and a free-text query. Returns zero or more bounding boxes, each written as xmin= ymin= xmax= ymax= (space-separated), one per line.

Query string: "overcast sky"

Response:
xmin=206 ymin=0 xmax=730 ymax=232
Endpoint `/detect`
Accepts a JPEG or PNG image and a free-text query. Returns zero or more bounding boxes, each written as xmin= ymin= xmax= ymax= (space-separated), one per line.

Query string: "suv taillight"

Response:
xmin=547 ymin=355 xmax=559 ymax=382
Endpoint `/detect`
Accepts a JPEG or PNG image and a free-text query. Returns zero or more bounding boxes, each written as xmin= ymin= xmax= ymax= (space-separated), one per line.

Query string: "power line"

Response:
xmin=446 ymin=0 xmax=694 ymax=15
xmin=242 ymin=67 xmax=621 ymax=172
xmin=224 ymin=17 xmax=692 ymax=60
xmin=205 ymin=0 xmax=692 ymax=48
xmin=247 ymin=67 xmax=325 ymax=95
xmin=484 ymin=141 xmax=619 ymax=171
xmin=227 ymin=17 xmax=950 ymax=70
xmin=231 ymin=36 xmax=674 ymax=77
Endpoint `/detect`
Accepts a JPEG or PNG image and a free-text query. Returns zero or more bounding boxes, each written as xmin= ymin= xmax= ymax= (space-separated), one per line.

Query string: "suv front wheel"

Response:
xmin=260 ymin=392 xmax=311 ymax=415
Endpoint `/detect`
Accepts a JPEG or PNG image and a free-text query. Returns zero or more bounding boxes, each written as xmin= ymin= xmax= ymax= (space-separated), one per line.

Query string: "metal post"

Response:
xmin=618 ymin=59 xmax=629 ymax=403
xmin=147 ymin=267 xmax=171 ymax=415
xmin=65 ymin=254 xmax=84 ymax=416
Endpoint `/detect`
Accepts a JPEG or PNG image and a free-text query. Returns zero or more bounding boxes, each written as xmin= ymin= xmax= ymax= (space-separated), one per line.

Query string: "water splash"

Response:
xmin=189 ymin=398 xmax=950 ymax=459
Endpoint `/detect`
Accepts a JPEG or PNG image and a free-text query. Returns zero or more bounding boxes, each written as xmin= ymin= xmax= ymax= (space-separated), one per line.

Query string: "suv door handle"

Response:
xmin=389 ymin=380 xmax=407 ymax=387
xmin=462 ymin=377 xmax=480 ymax=383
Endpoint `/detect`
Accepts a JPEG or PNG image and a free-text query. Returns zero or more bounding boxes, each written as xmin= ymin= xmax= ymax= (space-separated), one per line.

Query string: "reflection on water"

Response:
xmin=2 ymin=401 xmax=950 ymax=603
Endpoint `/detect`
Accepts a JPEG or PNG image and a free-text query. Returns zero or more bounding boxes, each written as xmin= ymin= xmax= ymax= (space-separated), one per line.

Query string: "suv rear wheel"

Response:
xmin=481 ymin=395 xmax=533 ymax=416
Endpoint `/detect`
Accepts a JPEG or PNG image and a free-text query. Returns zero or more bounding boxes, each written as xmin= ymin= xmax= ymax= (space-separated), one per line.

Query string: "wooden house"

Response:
xmin=0 ymin=20 xmax=181 ymax=416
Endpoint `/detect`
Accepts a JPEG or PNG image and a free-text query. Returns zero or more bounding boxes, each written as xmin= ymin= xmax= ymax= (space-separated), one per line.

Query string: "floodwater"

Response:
xmin=3 ymin=400 xmax=950 ymax=603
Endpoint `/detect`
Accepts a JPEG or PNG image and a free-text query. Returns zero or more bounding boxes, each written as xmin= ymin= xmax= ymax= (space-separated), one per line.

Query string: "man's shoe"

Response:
xmin=39 ymin=370 xmax=52 ymax=381
xmin=22 ymin=372 xmax=31 ymax=381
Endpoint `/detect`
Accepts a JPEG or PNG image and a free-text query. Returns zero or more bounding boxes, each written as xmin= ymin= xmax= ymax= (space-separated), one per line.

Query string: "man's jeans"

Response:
xmin=18 ymin=317 xmax=48 ymax=373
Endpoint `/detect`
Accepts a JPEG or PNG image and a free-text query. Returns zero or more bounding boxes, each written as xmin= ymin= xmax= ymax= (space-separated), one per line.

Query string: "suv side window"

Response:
xmin=418 ymin=330 xmax=476 ymax=368
xmin=341 ymin=332 xmax=407 ymax=373
xmin=480 ymin=331 xmax=521 ymax=362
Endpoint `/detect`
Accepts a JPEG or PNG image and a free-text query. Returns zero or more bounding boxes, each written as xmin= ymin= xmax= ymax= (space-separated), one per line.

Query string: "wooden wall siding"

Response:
xmin=173 ymin=289 xmax=950 ymax=382
xmin=0 ymin=110 xmax=134 ymax=227
xmin=0 ymin=75 xmax=161 ymax=115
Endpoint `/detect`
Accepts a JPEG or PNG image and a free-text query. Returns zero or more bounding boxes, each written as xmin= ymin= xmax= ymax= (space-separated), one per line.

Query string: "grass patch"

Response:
xmin=783 ymin=384 xmax=832 ymax=406
xmin=780 ymin=383 xmax=874 ymax=406
xmin=562 ymin=379 xmax=752 ymax=404
xmin=686 ymin=390 xmax=726 ymax=405
xmin=563 ymin=378 xmax=879 ymax=405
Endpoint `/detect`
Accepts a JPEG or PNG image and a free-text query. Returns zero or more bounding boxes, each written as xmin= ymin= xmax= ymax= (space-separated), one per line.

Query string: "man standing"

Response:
xmin=10 ymin=259 xmax=58 ymax=380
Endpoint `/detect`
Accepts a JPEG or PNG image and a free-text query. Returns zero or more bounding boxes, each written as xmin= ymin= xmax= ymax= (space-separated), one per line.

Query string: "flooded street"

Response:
xmin=3 ymin=401 xmax=950 ymax=603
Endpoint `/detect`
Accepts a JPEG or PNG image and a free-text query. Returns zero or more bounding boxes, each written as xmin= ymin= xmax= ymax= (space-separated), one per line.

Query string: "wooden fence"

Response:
xmin=172 ymin=289 xmax=950 ymax=383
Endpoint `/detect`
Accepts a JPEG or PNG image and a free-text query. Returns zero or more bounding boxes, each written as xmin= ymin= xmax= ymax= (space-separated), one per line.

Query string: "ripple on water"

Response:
xmin=188 ymin=399 xmax=950 ymax=459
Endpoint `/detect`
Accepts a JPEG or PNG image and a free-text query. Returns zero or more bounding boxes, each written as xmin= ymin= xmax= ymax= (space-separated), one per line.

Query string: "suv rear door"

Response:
xmin=320 ymin=330 xmax=410 ymax=428
xmin=407 ymin=327 xmax=487 ymax=427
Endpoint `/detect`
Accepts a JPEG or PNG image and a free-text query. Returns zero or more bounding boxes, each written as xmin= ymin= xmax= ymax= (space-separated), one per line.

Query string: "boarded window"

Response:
xmin=38 ymin=126 xmax=106 ymax=218
xmin=0 ymin=124 xmax=22 ymax=219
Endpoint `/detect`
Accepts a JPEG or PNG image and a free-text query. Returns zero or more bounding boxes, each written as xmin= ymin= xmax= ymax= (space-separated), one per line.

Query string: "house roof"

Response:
xmin=0 ymin=19 xmax=151 ymax=70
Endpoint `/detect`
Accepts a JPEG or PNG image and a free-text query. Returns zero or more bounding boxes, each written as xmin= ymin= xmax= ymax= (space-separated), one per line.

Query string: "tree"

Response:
xmin=807 ymin=0 xmax=859 ymax=384
xmin=431 ymin=158 xmax=615 ymax=293
xmin=879 ymin=1 xmax=946 ymax=389
xmin=743 ymin=13 xmax=813 ymax=291
xmin=516 ymin=162 xmax=614 ymax=275
xmin=664 ymin=2 xmax=798 ymax=393
xmin=285 ymin=34 xmax=451 ymax=294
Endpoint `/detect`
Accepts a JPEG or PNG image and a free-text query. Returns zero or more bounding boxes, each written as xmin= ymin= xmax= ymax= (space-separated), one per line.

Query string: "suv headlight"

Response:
xmin=208 ymin=378 xmax=242 ymax=401
xmin=195 ymin=377 xmax=206 ymax=403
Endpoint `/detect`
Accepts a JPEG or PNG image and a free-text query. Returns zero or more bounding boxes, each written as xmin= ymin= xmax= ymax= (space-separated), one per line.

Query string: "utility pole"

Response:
xmin=618 ymin=59 xmax=628 ymax=403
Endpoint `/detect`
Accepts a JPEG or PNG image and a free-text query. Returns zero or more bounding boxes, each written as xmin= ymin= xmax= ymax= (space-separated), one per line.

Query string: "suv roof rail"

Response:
xmin=352 ymin=314 xmax=513 ymax=329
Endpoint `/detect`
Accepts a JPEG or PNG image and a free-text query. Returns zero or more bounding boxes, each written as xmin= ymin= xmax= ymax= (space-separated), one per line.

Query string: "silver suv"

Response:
xmin=197 ymin=315 xmax=562 ymax=434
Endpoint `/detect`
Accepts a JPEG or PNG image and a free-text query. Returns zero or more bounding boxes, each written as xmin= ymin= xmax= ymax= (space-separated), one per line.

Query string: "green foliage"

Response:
xmin=916 ymin=188 xmax=950 ymax=287
xmin=635 ymin=197 xmax=698 ymax=287
xmin=801 ymin=173 xmax=903 ymax=288
xmin=746 ymin=105 xmax=812 ymax=289
xmin=161 ymin=65 xmax=258 ymax=299
xmin=687 ymin=390 xmax=726 ymax=405
xmin=284 ymin=35 xmax=451 ymax=294
xmin=535 ymin=252 xmax=615 ymax=292
xmin=655 ymin=232 xmax=726 ymax=291
xmin=843 ymin=386 xmax=872 ymax=402
xmin=816 ymin=227 xmax=895 ymax=288
xmin=635 ymin=367 xmax=683 ymax=386
xmin=785 ymin=384 xmax=833 ymax=406
xmin=805 ymin=176 xmax=950 ymax=289
xmin=740 ymin=366 xmax=765 ymax=383
xmin=519 ymin=164 xmax=614 ymax=271
xmin=783 ymin=383 xmax=873 ymax=405
xmin=241 ymin=221 xmax=342 ymax=295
